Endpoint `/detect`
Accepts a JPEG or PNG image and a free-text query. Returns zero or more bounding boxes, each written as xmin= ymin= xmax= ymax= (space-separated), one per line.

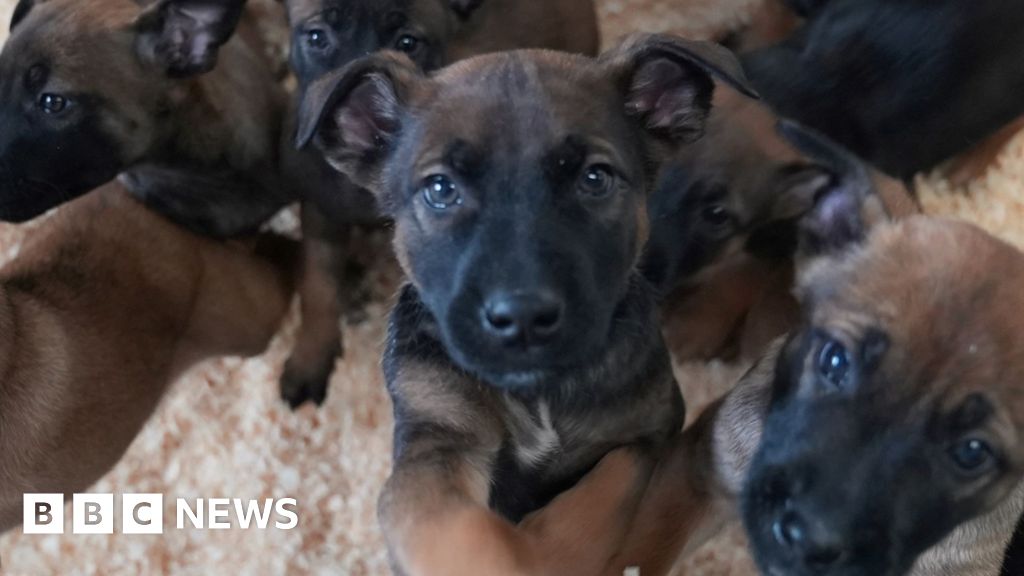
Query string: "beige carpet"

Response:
xmin=2 ymin=1 xmax=1024 ymax=574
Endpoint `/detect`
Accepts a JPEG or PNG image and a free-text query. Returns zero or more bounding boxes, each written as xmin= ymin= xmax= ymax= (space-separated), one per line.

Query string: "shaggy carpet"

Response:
xmin=1 ymin=1 xmax=1022 ymax=575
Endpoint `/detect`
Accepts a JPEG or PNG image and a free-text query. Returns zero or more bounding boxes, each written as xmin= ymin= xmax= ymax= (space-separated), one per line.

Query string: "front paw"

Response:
xmin=279 ymin=353 xmax=340 ymax=409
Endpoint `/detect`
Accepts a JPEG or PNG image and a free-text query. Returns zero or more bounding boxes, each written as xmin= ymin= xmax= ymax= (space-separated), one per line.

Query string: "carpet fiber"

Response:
xmin=1 ymin=1 xmax=1023 ymax=574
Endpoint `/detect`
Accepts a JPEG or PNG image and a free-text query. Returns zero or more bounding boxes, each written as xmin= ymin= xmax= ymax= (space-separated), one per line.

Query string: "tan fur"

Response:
xmin=606 ymin=214 xmax=1024 ymax=576
xmin=661 ymin=88 xmax=918 ymax=363
xmin=7 ymin=0 xmax=285 ymax=173
xmin=0 ymin=183 xmax=296 ymax=532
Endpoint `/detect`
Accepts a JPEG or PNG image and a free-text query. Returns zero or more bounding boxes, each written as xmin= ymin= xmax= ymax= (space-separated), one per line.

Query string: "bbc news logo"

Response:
xmin=23 ymin=494 xmax=299 ymax=534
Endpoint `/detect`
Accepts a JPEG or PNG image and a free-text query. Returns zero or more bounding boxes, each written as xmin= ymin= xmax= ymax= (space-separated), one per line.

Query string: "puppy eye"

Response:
xmin=38 ymin=93 xmax=69 ymax=115
xmin=817 ymin=339 xmax=851 ymax=388
xmin=305 ymin=29 xmax=330 ymax=51
xmin=395 ymin=34 xmax=421 ymax=53
xmin=949 ymin=438 xmax=996 ymax=475
xmin=422 ymin=175 xmax=461 ymax=210
xmin=578 ymin=165 xmax=616 ymax=198
xmin=701 ymin=204 xmax=732 ymax=227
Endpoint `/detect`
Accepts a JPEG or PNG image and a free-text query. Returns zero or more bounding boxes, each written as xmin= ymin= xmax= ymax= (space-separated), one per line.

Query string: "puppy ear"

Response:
xmin=777 ymin=120 xmax=892 ymax=257
xmin=10 ymin=0 xmax=35 ymax=31
xmin=296 ymin=52 xmax=422 ymax=191
xmin=449 ymin=0 xmax=485 ymax=21
xmin=603 ymin=34 xmax=758 ymax=145
xmin=134 ymin=0 xmax=247 ymax=77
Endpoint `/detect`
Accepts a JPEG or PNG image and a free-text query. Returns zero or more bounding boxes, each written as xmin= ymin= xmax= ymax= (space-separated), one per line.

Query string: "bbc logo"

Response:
xmin=24 ymin=494 xmax=163 ymax=535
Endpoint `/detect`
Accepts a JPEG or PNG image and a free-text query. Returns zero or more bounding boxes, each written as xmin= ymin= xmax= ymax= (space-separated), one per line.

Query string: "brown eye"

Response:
xmin=817 ymin=339 xmax=851 ymax=389
xmin=578 ymin=165 xmax=616 ymax=198
xmin=305 ymin=29 xmax=330 ymax=51
xmin=38 ymin=93 xmax=69 ymax=115
xmin=422 ymin=175 xmax=461 ymax=210
xmin=701 ymin=204 xmax=732 ymax=227
xmin=950 ymin=438 xmax=995 ymax=475
xmin=396 ymin=35 xmax=420 ymax=53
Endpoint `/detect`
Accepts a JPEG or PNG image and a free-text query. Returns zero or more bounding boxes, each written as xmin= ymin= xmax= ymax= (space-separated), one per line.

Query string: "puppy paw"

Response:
xmin=279 ymin=354 xmax=340 ymax=409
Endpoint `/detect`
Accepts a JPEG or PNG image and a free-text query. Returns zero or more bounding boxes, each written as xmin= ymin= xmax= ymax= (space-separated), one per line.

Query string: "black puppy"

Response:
xmin=296 ymin=34 xmax=755 ymax=574
xmin=276 ymin=0 xmax=600 ymax=407
xmin=743 ymin=0 xmax=1024 ymax=179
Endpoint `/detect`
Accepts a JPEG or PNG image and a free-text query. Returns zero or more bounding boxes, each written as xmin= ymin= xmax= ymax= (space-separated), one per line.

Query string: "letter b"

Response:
xmin=23 ymin=494 xmax=64 ymax=534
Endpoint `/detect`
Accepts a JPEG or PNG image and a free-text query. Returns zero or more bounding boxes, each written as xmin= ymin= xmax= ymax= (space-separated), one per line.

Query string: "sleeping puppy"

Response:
xmin=0 ymin=182 xmax=296 ymax=532
xmin=295 ymin=34 xmax=757 ymax=574
xmin=0 ymin=0 xmax=289 ymax=237
xmin=742 ymin=0 xmax=1024 ymax=179
xmin=277 ymin=0 xmax=601 ymax=407
xmin=643 ymin=87 xmax=916 ymax=361
xmin=605 ymin=124 xmax=1024 ymax=576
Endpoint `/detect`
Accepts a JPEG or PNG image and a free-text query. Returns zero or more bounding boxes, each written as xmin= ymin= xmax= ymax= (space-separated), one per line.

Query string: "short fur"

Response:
xmin=742 ymin=0 xmax=1024 ymax=179
xmin=0 ymin=0 xmax=289 ymax=237
xmin=644 ymin=86 xmax=917 ymax=362
xmin=276 ymin=0 xmax=602 ymax=408
xmin=296 ymin=34 xmax=756 ymax=574
xmin=602 ymin=125 xmax=1024 ymax=576
xmin=0 ymin=182 xmax=296 ymax=532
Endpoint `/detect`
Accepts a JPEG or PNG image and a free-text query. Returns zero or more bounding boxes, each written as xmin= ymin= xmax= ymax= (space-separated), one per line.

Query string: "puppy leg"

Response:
xmin=603 ymin=415 xmax=730 ymax=576
xmin=176 ymin=232 xmax=299 ymax=370
xmin=518 ymin=448 xmax=655 ymax=575
xmin=604 ymin=344 xmax=781 ymax=575
xmin=281 ymin=203 xmax=347 ymax=408
xmin=383 ymin=449 xmax=652 ymax=576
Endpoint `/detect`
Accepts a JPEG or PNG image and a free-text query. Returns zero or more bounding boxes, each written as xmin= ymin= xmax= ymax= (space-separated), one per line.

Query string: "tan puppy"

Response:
xmin=0 ymin=0 xmax=289 ymax=237
xmin=0 ymin=183 xmax=296 ymax=532
xmin=606 ymin=125 xmax=1024 ymax=576
xmin=644 ymin=87 xmax=917 ymax=362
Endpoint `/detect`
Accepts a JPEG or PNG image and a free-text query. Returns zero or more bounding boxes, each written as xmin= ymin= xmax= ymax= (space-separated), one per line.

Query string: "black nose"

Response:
xmin=482 ymin=290 xmax=564 ymax=346
xmin=773 ymin=511 xmax=845 ymax=569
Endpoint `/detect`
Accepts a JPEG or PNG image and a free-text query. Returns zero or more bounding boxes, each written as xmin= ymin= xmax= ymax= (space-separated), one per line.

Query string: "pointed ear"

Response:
xmin=10 ymin=0 xmax=35 ymax=31
xmin=134 ymin=0 xmax=247 ymax=77
xmin=602 ymin=34 xmax=758 ymax=146
xmin=449 ymin=0 xmax=485 ymax=21
xmin=765 ymin=166 xmax=832 ymax=223
xmin=295 ymin=52 xmax=422 ymax=191
xmin=777 ymin=120 xmax=893 ymax=258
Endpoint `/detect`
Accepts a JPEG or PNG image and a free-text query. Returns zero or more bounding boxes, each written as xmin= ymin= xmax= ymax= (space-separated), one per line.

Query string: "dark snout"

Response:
xmin=742 ymin=405 xmax=918 ymax=576
xmin=435 ymin=228 xmax=620 ymax=388
xmin=481 ymin=289 xmax=565 ymax=348
xmin=0 ymin=155 xmax=66 ymax=223
xmin=0 ymin=112 xmax=122 ymax=222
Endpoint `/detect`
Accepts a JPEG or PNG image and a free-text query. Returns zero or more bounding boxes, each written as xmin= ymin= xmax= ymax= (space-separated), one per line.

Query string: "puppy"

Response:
xmin=742 ymin=0 xmax=1024 ymax=179
xmin=606 ymin=124 xmax=1024 ymax=576
xmin=277 ymin=0 xmax=601 ymax=407
xmin=643 ymin=87 xmax=917 ymax=361
xmin=0 ymin=0 xmax=289 ymax=237
xmin=296 ymin=33 xmax=757 ymax=574
xmin=0 ymin=182 xmax=296 ymax=532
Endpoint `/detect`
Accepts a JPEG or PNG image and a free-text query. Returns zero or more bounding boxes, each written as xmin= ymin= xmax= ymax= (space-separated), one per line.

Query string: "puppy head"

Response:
xmin=641 ymin=90 xmax=832 ymax=292
xmin=285 ymin=0 xmax=478 ymax=89
xmin=297 ymin=34 xmax=755 ymax=388
xmin=0 ymin=0 xmax=245 ymax=221
xmin=743 ymin=123 xmax=1024 ymax=576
